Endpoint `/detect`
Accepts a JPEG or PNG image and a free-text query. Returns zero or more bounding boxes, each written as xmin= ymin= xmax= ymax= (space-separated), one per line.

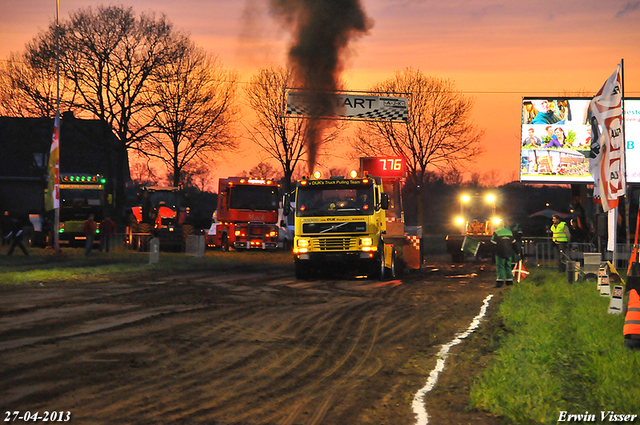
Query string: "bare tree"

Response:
xmin=0 ymin=52 xmax=75 ymax=117
xmin=442 ymin=166 xmax=463 ymax=186
xmin=130 ymin=160 xmax=160 ymax=186
xmin=248 ymin=162 xmax=281 ymax=180
xmin=352 ymin=68 xmax=484 ymax=188
xmin=244 ymin=66 xmax=305 ymax=192
xmin=23 ymin=5 xmax=190 ymax=212
xmin=481 ymin=169 xmax=502 ymax=188
xmin=142 ymin=45 xmax=239 ymax=187
xmin=244 ymin=66 xmax=342 ymax=191
xmin=167 ymin=163 xmax=214 ymax=192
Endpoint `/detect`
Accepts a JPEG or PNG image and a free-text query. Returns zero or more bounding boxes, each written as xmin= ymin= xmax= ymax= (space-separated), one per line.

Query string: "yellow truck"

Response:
xmin=287 ymin=171 xmax=396 ymax=279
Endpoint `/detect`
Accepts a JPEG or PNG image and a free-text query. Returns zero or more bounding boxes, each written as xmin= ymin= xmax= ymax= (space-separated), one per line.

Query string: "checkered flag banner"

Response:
xmin=405 ymin=235 xmax=421 ymax=250
xmin=285 ymin=89 xmax=410 ymax=123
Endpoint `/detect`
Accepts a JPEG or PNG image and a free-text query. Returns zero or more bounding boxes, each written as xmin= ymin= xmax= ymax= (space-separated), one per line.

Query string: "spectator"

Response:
xmin=1 ymin=210 xmax=10 ymax=246
xmin=83 ymin=214 xmax=96 ymax=256
xmin=5 ymin=215 xmax=29 ymax=256
xmin=551 ymin=214 xmax=571 ymax=272
xmin=569 ymin=217 xmax=586 ymax=244
xmin=99 ymin=215 xmax=117 ymax=252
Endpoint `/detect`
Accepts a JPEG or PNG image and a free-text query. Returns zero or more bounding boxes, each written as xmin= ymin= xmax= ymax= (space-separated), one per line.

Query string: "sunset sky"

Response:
xmin=2 ymin=0 xmax=640 ymax=186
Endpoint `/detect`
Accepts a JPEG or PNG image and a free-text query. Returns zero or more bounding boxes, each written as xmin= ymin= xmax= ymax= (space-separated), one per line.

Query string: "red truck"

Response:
xmin=206 ymin=177 xmax=280 ymax=250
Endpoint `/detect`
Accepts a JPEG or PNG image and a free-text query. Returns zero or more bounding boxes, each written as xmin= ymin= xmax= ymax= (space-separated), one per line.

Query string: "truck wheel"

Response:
xmin=138 ymin=223 xmax=153 ymax=252
xmin=386 ymin=249 xmax=396 ymax=279
xmin=182 ymin=224 xmax=194 ymax=252
xmin=221 ymin=233 xmax=230 ymax=252
xmin=371 ymin=246 xmax=385 ymax=280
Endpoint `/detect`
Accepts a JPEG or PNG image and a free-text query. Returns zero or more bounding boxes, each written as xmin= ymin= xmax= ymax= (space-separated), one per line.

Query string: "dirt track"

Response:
xmin=0 ymin=260 xmax=503 ymax=425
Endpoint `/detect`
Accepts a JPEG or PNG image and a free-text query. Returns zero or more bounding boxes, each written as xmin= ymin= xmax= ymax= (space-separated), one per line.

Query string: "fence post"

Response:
xmin=149 ymin=238 xmax=160 ymax=264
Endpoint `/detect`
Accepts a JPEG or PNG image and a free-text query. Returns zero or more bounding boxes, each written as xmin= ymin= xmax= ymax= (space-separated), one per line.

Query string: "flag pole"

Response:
xmin=622 ymin=58 xmax=631 ymax=252
xmin=54 ymin=0 xmax=60 ymax=252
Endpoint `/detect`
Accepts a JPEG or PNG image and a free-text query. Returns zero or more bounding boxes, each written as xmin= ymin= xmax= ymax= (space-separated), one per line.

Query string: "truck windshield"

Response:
xmin=230 ymin=186 xmax=279 ymax=211
xmin=296 ymin=186 xmax=374 ymax=217
xmin=149 ymin=191 xmax=178 ymax=208
xmin=60 ymin=189 xmax=104 ymax=207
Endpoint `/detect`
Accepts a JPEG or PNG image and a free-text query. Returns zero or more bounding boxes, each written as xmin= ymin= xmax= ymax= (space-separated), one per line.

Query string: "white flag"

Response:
xmin=588 ymin=65 xmax=625 ymax=212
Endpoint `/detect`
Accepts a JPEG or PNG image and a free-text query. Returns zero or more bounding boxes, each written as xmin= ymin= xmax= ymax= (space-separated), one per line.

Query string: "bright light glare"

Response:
xmin=461 ymin=195 xmax=470 ymax=203
xmin=455 ymin=217 xmax=464 ymax=225
xmin=486 ymin=194 xmax=496 ymax=203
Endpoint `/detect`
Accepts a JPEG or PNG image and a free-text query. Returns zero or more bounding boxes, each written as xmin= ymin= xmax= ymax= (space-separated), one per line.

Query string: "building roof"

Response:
xmin=0 ymin=112 xmax=125 ymax=180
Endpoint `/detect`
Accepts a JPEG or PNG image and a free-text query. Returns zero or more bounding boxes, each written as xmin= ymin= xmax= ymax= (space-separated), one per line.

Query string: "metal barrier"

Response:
xmin=522 ymin=237 xmax=631 ymax=271
xmin=604 ymin=244 xmax=631 ymax=271
xmin=534 ymin=242 xmax=556 ymax=268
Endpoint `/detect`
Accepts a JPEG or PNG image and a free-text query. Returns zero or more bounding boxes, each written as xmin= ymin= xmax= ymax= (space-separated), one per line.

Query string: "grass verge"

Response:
xmin=471 ymin=268 xmax=640 ymax=424
xmin=0 ymin=247 xmax=294 ymax=285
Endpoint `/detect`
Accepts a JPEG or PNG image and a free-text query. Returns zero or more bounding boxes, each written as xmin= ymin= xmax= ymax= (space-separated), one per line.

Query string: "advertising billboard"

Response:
xmin=625 ymin=99 xmax=640 ymax=184
xmin=520 ymin=97 xmax=639 ymax=184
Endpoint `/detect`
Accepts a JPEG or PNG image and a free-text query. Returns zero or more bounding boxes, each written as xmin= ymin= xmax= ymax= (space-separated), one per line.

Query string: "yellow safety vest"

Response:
xmin=551 ymin=222 xmax=568 ymax=243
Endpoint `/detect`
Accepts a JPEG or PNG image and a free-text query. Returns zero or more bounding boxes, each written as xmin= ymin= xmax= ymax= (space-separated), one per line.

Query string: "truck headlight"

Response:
xmin=294 ymin=238 xmax=309 ymax=254
xmin=360 ymin=237 xmax=375 ymax=252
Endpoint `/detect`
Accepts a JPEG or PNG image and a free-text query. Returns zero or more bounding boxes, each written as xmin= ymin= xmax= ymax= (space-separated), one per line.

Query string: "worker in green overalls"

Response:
xmin=491 ymin=220 xmax=518 ymax=288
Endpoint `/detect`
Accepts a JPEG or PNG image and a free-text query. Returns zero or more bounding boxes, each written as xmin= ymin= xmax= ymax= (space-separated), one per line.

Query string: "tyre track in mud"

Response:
xmin=0 ymin=263 xmax=498 ymax=425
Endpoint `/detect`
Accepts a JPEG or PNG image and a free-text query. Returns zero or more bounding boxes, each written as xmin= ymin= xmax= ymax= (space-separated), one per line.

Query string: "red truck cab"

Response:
xmin=207 ymin=177 xmax=280 ymax=250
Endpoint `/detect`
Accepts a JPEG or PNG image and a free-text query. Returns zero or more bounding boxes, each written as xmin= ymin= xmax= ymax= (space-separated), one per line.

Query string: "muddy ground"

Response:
xmin=0 ymin=259 xmax=505 ymax=425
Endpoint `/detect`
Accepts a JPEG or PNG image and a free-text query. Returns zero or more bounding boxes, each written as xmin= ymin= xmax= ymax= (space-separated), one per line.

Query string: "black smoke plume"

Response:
xmin=269 ymin=0 xmax=372 ymax=173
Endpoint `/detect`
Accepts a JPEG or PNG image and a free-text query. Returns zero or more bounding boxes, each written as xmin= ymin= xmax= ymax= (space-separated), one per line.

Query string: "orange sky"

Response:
xmin=3 ymin=0 xmax=640 ymax=187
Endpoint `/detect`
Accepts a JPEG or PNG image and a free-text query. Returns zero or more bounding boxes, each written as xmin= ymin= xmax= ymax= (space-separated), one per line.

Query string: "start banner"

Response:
xmin=285 ymin=89 xmax=410 ymax=122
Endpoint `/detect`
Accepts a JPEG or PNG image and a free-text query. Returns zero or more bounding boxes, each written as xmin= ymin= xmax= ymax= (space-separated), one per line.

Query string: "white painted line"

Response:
xmin=412 ymin=294 xmax=494 ymax=425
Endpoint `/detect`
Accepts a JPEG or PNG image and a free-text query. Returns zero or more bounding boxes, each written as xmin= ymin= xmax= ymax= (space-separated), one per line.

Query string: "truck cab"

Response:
xmin=289 ymin=171 xmax=394 ymax=279
xmin=57 ymin=173 xmax=108 ymax=246
xmin=207 ymin=177 xmax=280 ymax=250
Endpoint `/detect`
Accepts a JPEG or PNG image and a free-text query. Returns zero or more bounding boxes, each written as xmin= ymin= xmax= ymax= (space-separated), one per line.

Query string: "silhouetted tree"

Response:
xmin=142 ymin=45 xmax=239 ymax=187
xmin=244 ymin=66 xmax=342 ymax=191
xmin=0 ymin=52 xmax=75 ymax=117
xmin=21 ymin=5 xmax=190 ymax=213
xmin=352 ymin=68 xmax=484 ymax=188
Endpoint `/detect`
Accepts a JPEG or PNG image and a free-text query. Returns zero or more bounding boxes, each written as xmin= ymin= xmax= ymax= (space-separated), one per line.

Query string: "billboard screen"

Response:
xmin=520 ymin=97 xmax=639 ymax=184
xmin=625 ymin=99 xmax=640 ymax=183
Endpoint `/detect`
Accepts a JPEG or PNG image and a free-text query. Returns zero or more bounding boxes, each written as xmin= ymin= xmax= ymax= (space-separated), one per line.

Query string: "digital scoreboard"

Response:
xmin=359 ymin=156 xmax=406 ymax=178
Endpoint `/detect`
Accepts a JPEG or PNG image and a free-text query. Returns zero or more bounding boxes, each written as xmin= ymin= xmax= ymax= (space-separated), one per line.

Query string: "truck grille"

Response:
xmin=303 ymin=221 xmax=366 ymax=234
xmin=311 ymin=237 xmax=358 ymax=251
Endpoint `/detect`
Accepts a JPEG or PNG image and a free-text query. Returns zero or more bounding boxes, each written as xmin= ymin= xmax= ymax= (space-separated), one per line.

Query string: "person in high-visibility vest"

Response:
xmin=550 ymin=214 xmax=571 ymax=272
xmin=624 ymin=288 xmax=640 ymax=349
xmin=491 ymin=220 xmax=518 ymax=288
